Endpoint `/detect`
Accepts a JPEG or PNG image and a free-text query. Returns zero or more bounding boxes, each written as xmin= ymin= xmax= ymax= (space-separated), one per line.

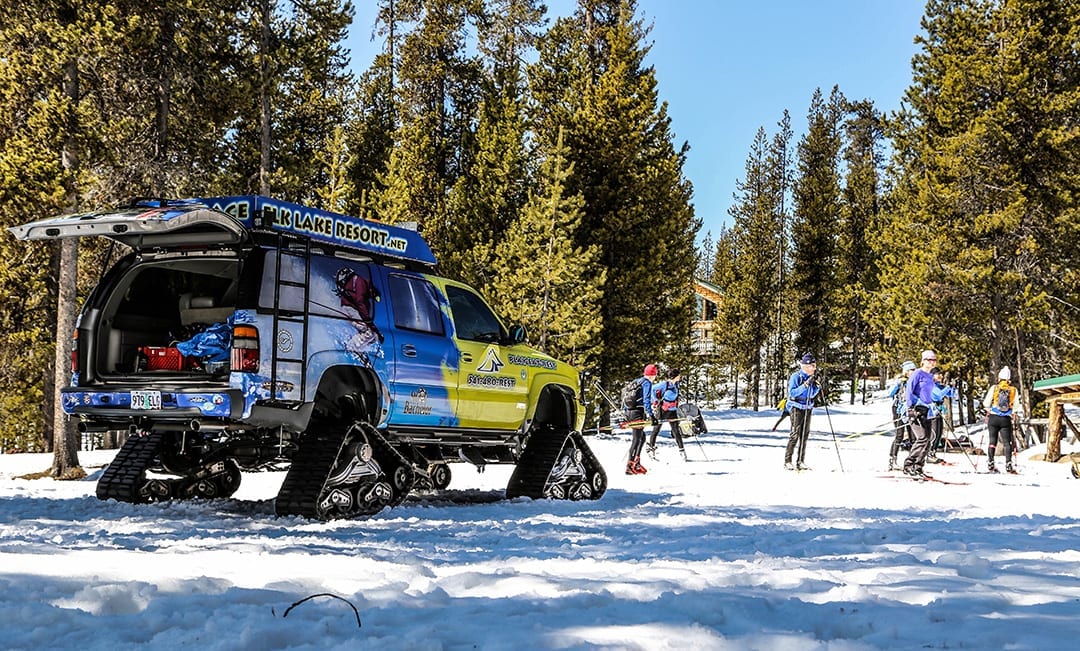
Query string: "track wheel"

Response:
xmin=429 ymin=463 xmax=451 ymax=490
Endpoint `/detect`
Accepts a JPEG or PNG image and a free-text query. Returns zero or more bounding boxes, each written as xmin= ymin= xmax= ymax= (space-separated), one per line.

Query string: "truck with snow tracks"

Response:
xmin=10 ymin=196 xmax=607 ymax=519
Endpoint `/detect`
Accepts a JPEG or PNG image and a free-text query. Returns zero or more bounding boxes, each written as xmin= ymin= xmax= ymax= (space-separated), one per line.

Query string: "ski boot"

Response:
xmin=1006 ymin=462 xmax=1017 ymax=474
xmin=888 ymin=456 xmax=898 ymax=471
xmin=987 ymin=459 xmax=998 ymax=473
xmin=904 ymin=466 xmax=927 ymax=480
xmin=645 ymin=445 xmax=658 ymax=461
xmin=679 ymin=448 xmax=687 ymax=462
xmin=796 ymin=462 xmax=810 ymax=471
xmin=784 ymin=462 xmax=795 ymax=471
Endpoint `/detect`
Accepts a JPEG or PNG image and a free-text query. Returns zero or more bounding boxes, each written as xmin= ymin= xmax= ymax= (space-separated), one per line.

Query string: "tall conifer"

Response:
xmin=792 ymin=87 xmax=844 ymax=365
xmin=530 ymin=0 xmax=698 ymax=385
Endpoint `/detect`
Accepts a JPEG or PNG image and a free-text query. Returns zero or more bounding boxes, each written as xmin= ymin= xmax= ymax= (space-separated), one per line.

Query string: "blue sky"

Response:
xmin=345 ymin=1 xmax=926 ymax=240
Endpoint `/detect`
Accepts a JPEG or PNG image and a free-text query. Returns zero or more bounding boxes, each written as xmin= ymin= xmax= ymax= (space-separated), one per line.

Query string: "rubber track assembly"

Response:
xmin=275 ymin=421 xmax=416 ymax=520
xmin=506 ymin=427 xmax=607 ymax=500
xmin=96 ymin=430 xmax=164 ymax=503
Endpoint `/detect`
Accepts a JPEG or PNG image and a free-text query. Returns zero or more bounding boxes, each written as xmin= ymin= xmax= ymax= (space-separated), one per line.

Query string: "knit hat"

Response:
xmin=643 ymin=364 xmax=658 ymax=377
xmin=901 ymin=360 xmax=916 ymax=372
xmin=800 ymin=353 xmax=816 ymax=365
xmin=998 ymin=366 xmax=1011 ymax=381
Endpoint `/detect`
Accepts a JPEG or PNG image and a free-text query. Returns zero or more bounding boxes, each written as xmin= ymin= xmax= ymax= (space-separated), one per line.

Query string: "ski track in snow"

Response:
xmin=3 ymin=395 xmax=1080 ymax=650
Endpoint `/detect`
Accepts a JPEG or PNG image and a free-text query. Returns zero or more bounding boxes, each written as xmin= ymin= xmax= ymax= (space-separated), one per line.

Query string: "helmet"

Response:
xmin=901 ymin=361 xmax=916 ymax=372
xmin=643 ymin=364 xmax=658 ymax=377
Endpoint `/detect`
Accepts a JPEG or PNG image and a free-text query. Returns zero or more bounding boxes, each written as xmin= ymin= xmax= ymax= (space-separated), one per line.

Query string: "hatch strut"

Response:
xmin=269 ymin=233 xmax=311 ymax=403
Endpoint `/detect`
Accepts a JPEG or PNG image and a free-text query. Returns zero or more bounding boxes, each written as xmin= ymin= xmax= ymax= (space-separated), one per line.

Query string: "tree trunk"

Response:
xmin=153 ymin=10 xmax=174 ymax=198
xmin=52 ymin=28 xmax=82 ymax=478
xmin=50 ymin=237 xmax=80 ymax=478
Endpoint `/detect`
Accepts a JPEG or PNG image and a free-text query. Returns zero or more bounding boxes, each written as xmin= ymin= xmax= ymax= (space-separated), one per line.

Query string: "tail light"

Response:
xmin=71 ymin=329 xmax=79 ymax=374
xmin=231 ymin=325 xmax=260 ymax=372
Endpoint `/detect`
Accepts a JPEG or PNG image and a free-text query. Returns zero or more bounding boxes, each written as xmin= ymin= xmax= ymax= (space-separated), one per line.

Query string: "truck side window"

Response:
xmin=446 ymin=285 xmax=505 ymax=343
xmin=388 ymin=274 xmax=444 ymax=335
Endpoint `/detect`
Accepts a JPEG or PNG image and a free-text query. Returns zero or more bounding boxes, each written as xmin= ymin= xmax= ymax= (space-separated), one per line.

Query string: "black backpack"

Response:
xmin=621 ymin=377 xmax=646 ymax=410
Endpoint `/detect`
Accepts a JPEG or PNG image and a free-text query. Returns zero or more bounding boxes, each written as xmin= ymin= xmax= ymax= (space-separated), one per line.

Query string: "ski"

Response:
xmin=877 ymin=472 xmax=969 ymax=485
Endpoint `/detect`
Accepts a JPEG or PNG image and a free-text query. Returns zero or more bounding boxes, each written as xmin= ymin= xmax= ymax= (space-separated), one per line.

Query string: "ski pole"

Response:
xmin=950 ymin=421 xmax=980 ymax=471
xmin=822 ymin=401 xmax=845 ymax=473
xmin=593 ymin=379 xmax=621 ymax=411
xmin=688 ymin=422 xmax=709 ymax=461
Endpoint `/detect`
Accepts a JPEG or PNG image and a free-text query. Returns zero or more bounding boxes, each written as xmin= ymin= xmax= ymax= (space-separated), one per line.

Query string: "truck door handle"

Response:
xmin=401 ymin=344 xmax=417 ymax=358
xmin=461 ymin=352 xmax=473 ymax=363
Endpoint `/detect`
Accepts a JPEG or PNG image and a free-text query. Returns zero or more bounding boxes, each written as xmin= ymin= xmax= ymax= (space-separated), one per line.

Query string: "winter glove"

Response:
xmin=806 ymin=374 xmax=819 ymax=387
xmin=906 ymin=408 xmax=918 ymax=423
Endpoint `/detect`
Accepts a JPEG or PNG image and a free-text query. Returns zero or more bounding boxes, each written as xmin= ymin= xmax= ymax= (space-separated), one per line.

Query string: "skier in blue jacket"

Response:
xmin=903 ymin=350 xmax=939 ymax=478
xmin=887 ymin=360 xmax=917 ymax=470
xmin=647 ymin=368 xmax=687 ymax=461
xmin=784 ymin=353 xmax=821 ymax=470
xmin=624 ymin=364 xmax=658 ymax=475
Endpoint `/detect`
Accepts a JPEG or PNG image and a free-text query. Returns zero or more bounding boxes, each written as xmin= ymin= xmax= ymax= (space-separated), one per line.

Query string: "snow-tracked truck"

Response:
xmin=10 ymin=196 xmax=607 ymax=519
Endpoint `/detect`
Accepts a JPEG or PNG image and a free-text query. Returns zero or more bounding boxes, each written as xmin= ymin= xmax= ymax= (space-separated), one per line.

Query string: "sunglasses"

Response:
xmin=923 ymin=357 xmax=937 ymax=362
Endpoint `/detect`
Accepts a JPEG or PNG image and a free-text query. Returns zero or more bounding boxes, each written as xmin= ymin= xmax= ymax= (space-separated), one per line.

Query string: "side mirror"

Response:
xmin=508 ymin=324 xmax=527 ymax=344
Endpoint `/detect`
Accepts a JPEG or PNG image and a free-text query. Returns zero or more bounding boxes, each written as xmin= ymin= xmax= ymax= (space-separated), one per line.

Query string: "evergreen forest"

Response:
xmin=0 ymin=0 xmax=1078 ymax=461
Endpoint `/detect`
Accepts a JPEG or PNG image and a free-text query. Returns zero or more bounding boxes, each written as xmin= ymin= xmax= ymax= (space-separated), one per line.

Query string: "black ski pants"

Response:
xmin=986 ymin=414 xmax=1014 ymax=466
xmin=626 ymin=408 xmax=648 ymax=460
xmin=889 ymin=411 xmax=911 ymax=459
xmin=904 ymin=406 xmax=933 ymax=472
xmin=929 ymin=416 xmax=944 ymax=454
xmin=649 ymin=408 xmax=686 ymax=450
xmin=784 ymin=407 xmax=812 ymax=465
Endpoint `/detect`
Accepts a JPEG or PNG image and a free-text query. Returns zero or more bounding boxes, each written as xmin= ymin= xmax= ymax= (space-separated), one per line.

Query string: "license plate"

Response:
xmin=131 ymin=390 xmax=162 ymax=410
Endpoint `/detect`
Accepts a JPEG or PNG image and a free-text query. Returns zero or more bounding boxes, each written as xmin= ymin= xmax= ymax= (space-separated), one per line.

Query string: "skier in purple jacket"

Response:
xmin=903 ymin=350 xmax=939 ymax=478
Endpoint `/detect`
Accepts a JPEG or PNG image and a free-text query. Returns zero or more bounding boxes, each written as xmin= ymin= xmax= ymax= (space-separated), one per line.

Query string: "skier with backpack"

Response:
xmin=983 ymin=366 xmax=1021 ymax=473
xmin=647 ymin=368 xmax=687 ymax=461
xmin=622 ymin=364 xmax=659 ymax=474
xmin=887 ymin=360 xmax=917 ymax=471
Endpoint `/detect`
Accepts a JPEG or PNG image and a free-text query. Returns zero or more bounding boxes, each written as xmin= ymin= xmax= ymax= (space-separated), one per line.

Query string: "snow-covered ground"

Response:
xmin=3 ymin=395 xmax=1080 ymax=650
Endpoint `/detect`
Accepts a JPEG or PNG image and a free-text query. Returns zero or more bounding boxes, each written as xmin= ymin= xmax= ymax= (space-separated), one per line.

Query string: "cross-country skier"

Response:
xmin=647 ymin=368 xmax=687 ymax=461
xmin=983 ymin=366 xmax=1021 ymax=473
xmin=888 ymin=360 xmax=917 ymax=471
xmin=784 ymin=353 xmax=821 ymax=470
xmin=624 ymin=364 xmax=659 ymax=475
xmin=903 ymin=350 xmax=940 ymax=479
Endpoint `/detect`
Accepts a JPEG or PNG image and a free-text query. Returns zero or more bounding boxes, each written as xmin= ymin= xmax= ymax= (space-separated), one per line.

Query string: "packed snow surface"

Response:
xmin=3 ymin=395 xmax=1080 ymax=650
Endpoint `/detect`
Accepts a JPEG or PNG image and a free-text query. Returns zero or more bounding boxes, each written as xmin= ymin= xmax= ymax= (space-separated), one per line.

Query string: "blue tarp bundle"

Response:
xmin=175 ymin=316 xmax=232 ymax=363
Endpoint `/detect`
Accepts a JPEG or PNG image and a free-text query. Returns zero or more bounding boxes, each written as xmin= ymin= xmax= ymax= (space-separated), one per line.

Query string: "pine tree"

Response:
xmin=766 ymin=110 xmax=794 ymax=402
xmin=218 ymin=0 xmax=354 ymax=202
xmin=878 ymin=0 xmax=1080 ymax=391
xmin=374 ymin=0 xmax=483 ymax=255
xmin=792 ymin=87 xmax=845 ymax=367
xmin=721 ymin=127 xmax=782 ymax=409
xmin=0 ymin=0 xmax=135 ymax=471
xmin=490 ymin=128 xmax=604 ymax=369
xmin=838 ymin=99 xmax=884 ymax=401
xmin=530 ymin=0 xmax=699 ymax=387
xmin=443 ymin=0 xmax=541 ymax=287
